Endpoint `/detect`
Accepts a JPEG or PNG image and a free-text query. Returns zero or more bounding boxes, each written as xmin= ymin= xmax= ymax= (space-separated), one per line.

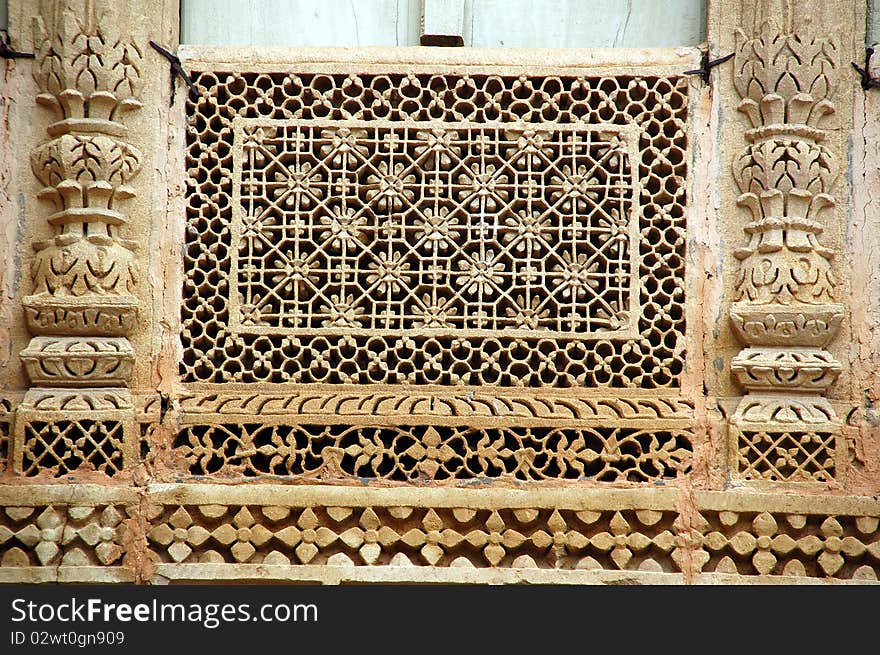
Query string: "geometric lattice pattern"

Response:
xmin=234 ymin=121 xmax=637 ymax=336
xmin=173 ymin=424 xmax=693 ymax=482
xmin=183 ymin=72 xmax=688 ymax=387
xmin=21 ymin=421 xmax=125 ymax=477
xmin=735 ymin=431 xmax=836 ymax=482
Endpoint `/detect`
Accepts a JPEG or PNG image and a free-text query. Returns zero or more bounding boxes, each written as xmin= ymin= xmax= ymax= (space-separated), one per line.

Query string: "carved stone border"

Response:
xmin=0 ymin=484 xmax=877 ymax=584
xmin=172 ymin=388 xmax=695 ymax=427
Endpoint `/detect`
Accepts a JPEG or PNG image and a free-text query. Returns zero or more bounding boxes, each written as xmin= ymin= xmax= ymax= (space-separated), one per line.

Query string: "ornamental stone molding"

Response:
xmin=726 ymin=0 xmax=856 ymax=484
xmin=0 ymin=0 xmax=876 ymax=585
xmin=0 ymin=485 xmax=878 ymax=584
xmin=13 ymin=0 xmax=148 ymax=476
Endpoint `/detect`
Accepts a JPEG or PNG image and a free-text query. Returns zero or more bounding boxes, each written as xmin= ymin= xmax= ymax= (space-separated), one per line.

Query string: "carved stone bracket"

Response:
xmin=728 ymin=9 xmax=846 ymax=483
xmin=13 ymin=0 xmax=145 ymax=477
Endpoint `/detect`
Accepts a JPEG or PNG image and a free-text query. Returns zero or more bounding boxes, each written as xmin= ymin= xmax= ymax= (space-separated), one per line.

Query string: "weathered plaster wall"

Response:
xmin=849 ymin=14 xmax=880 ymax=492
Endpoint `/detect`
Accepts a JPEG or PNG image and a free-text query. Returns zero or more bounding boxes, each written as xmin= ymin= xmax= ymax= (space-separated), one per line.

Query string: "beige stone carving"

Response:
xmin=0 ymin=0 xmax=876 ymax=587
xmin=14 ymin=0 xmax=145 ymax=477
xmin=171 ymin=423 xmax=694 ymax=481
xmin=0 ymin=399 xmax=13 ymax=475
xmin=175 ymin=390 xmax=696 ymax=421
xmin=0 ymin=485 xmax=877 ymax=584
xmin=728 ymin=4 xmax=848 ymax=482
xmin=182 ymin=69 xmax=688 ymax=390
xmin=0 ymin=485 xmax=138 ymax=583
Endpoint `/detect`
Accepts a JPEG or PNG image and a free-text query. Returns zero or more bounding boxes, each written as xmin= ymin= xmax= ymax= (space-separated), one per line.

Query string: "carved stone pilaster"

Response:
xmin=728 ymin=7 xmax=846 ymax=483
xmin=13 ymin=0 xmax=144 ymax=476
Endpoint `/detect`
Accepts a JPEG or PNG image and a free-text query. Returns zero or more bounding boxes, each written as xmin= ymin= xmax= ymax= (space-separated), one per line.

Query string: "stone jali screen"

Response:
xmin=178 ymin=64 xmax=693 ymax=484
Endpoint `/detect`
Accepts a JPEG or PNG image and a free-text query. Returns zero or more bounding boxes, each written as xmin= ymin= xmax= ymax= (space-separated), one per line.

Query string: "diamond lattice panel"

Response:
xmin=232 ymin=120 xmax=639 ymax=339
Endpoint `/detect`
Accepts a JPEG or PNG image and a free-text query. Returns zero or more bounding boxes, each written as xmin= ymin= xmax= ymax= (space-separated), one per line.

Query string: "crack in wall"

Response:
xmin=845 ymin=47 xmax=880 ymax=494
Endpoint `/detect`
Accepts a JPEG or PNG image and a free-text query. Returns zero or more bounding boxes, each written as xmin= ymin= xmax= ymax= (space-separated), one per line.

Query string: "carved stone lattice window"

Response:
xmin=7 ymin=1 xmax=879 ymax=588
xmin=178 ymin=54 xmax=693 ymax=484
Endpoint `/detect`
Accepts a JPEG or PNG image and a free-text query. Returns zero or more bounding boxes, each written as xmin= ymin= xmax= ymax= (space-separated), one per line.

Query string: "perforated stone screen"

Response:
xmin=4 ymin=0 xmax=878 ymax=589
xmin=183 ymin=67 xmax=688 ymax=388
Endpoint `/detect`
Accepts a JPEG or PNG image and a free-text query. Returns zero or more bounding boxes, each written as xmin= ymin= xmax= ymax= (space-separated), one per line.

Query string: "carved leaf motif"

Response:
xmin=31 ymin=238 xmax=138 ymax=297
xmin=32 ymin=2 xmax=143 ymax=120
xmin=734 ymin=20 xmax=838 ymax=129
xmin=26 ymin=0 xmax=144 ymax=349
xmin=734 ymin=248 xmax=835 ymax=304
xmin=734 ymin=140 xmax=838 ymax=221
xmin=32 ymin=134 xmax=142 ymax=207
